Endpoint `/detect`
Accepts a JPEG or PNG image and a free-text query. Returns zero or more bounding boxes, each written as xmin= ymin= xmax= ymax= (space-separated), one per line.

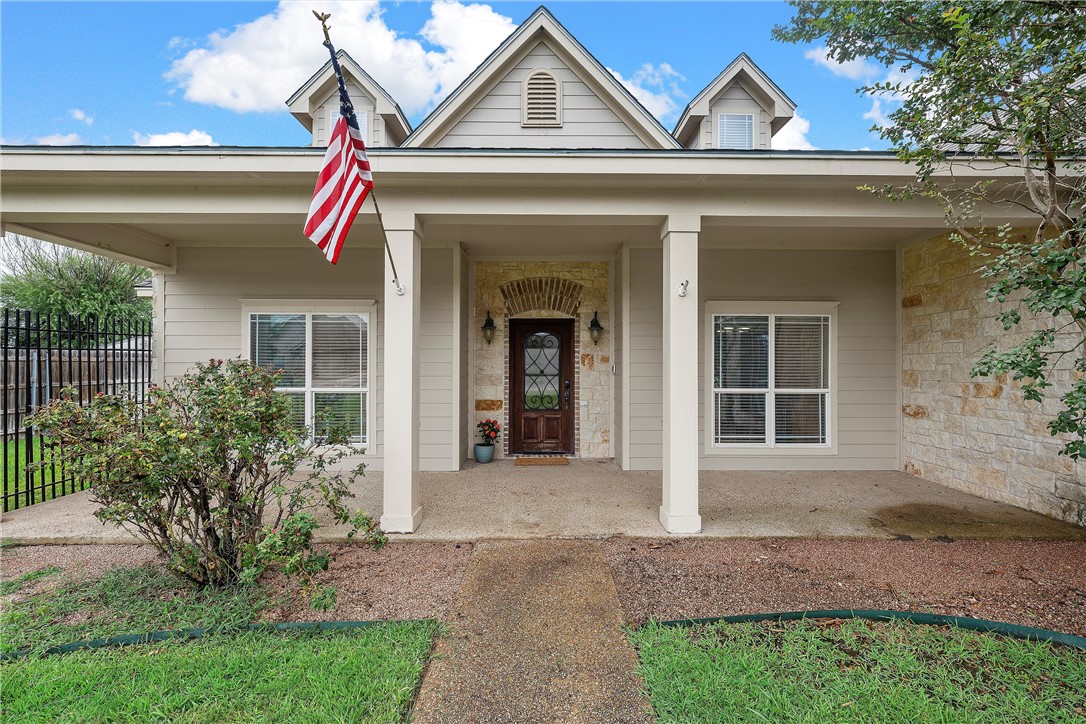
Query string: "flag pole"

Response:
xmin=312 ymin=11 xmax=404 ymax=296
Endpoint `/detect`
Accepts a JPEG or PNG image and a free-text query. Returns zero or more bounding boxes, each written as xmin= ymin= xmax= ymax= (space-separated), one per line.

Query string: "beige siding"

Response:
xmin=420 ymin=248 xmax=456 ymax=471
xmin=458 ymin=248 xmax=470 ymax=466
xmin=707 ymin=81 xmax=770 ymax=150
xmin=314 ymin=81 xmax=377 ymax=147
xmin=625 ymin=247 xmax=899 ymax=471
xmin=161 ymin=245 xmax=458 ymax=472
xmin=627 ymin=248 xmax=663 ymax=469
xmin=435 ymin=41 xmax=649 ymax=149
xmin=612 ymin=248 xmax=626 ymax=466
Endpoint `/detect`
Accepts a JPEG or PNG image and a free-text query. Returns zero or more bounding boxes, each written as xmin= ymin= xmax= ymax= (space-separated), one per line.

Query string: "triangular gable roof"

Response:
xmin=672 ymin=53 xmax=796 ymax=146
xmin=404 ymin=6 xmax=680 ymax=149
xmin=286 ymin=50 xmax=412 ymax=143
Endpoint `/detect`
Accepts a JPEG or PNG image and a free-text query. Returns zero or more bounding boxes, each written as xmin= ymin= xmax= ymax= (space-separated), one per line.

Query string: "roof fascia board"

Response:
xmin=404 ymin=6 xmax=680 ymax=149
xmin=286 ymin=50 xmax=411 ymax=139
xmin=674 ymin=53 xmax=796 ymax=140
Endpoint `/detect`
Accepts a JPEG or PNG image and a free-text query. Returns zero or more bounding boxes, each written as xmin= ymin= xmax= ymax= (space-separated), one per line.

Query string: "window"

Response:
xmin=522 ymin=69 xmax=562 ymax=127
xmin=243 ymin=301 xmax=373 ymax=446
xmin=717 ymin=113 xmax=753 ymax=150
xmin=323 ymin=103 xmax=367 ymax=145
xmin=707 ymin=302 xmax=837 ymax=450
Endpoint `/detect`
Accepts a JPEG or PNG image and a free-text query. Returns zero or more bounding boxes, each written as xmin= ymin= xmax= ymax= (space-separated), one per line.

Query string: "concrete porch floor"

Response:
xmin=2 ymin=460 xmax=1084 ymax=544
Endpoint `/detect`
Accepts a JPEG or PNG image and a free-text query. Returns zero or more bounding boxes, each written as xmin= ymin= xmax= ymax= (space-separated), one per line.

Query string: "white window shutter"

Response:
xmin=718 ymin=114 xmax=754 ymax=150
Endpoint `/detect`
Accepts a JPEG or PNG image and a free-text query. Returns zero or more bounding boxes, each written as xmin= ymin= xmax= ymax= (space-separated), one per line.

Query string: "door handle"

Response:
xmin=563 ymin=379 xmax=570 ymax=409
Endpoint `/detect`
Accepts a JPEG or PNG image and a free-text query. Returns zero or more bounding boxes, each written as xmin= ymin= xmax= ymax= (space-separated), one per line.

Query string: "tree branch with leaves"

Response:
xmin=775 ymin=0 xmax=1086 ymax=456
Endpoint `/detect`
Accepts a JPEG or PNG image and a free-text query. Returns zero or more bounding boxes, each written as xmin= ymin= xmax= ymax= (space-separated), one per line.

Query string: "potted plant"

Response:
xmin=475 ymin=418 xmax=501 ymax=463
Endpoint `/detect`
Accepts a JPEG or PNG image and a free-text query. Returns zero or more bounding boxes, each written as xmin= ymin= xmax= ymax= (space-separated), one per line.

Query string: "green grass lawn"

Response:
xmin=3 ymin=437 xmax=78 ymax=511
xmin=631 ymin=618 xmax=1086 ymax=723
xmin=1 ymin=564 xmax=438 ymax=722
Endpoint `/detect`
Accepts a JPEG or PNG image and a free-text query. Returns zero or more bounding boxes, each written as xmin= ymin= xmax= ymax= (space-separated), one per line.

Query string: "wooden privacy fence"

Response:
xmin=2 ymin=309 xmax=152 ymax=512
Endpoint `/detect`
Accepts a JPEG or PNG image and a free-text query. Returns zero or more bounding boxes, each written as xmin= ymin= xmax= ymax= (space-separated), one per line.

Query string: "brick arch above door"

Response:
xmin=499 ymin=277 xmax=584 ymax=317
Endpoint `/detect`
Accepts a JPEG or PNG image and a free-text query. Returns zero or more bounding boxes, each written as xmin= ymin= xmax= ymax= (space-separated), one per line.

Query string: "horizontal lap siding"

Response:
xmin=162 ymin=246 xmax=460 ymax=471
xmin=624 ymin=247 xmax=899 ymax=471
xmin=627 ymin=249 xmax=663 ymax=469
xmin=435 ymin=41 xmax=648 ymax=149
xmin=697 ymin=249 xmax=899 ymax=470
xmin=420 ymin=248 xmax=457 ymax=471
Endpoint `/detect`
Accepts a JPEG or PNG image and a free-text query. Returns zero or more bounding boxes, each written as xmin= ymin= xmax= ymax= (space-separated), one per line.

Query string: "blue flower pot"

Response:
xmin=474 ymin=443 xmax=495 ymax=463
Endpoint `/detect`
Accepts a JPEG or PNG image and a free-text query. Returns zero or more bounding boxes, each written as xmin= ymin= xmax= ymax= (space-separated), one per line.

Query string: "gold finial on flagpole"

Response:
xmin=313 ymin=11 xmax=332 ymax=44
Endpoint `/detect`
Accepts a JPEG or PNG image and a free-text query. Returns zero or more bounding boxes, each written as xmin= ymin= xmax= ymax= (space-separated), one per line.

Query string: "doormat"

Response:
xmin=514 ymin=457 xmax=570 ymax=466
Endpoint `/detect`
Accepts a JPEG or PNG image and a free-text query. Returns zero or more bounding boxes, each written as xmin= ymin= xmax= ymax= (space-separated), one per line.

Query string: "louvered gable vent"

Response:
xmin=522 ymin=70 xmax=562 ymax=127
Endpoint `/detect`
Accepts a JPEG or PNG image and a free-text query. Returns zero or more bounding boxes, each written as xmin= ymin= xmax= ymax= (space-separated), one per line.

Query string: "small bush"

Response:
xmin=29 ymin=359 xmax=384 ymax=591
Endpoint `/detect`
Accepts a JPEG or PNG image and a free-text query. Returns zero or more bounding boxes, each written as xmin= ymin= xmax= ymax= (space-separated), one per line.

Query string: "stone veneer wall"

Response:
xmin=474 ymin=261 xmax=611 ymax=459
xmin=902 ymin=234 xmax=1086 ymax=524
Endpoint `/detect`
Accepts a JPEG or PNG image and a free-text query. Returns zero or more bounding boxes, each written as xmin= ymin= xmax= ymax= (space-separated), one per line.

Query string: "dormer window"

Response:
xmin=522 ymin=69 xmax=562 ymax=127
xmin=718 ymin=113 xmax=754 ymax=150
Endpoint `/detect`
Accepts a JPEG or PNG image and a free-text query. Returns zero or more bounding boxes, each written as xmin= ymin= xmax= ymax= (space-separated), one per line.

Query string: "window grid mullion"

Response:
xmin=305 ymin=313 xmax=313 ymax=437
xmin=767 ymin=315 xmax=776 ymax=448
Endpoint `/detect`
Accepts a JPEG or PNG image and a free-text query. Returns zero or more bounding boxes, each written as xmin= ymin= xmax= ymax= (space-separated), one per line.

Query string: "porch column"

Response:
xmin=660 ymin=215 xmax=702 ymax=534
xmin=381 ymin=213 xmax=423 ymax=533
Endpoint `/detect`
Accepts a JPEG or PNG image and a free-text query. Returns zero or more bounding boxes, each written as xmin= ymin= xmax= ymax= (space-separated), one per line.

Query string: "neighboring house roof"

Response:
xmin=133 ymin=278 xmax=153 ymax=298
xmin=403 ymin=6 xmax=681 ymax=149
xmin=672 ymin=53 xmax=796 ymax=148
xmin=286 ymin=50 xmax=412 ymax=145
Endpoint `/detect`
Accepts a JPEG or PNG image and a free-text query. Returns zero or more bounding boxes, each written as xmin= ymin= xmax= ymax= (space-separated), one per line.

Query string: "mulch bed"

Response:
xmin=5 ymin=538 xmax=1086 ymax=636
xmin=604 ymin=538 xmax=1086 ymax=636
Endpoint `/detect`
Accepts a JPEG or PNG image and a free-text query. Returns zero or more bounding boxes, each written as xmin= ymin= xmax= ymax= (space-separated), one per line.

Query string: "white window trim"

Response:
xmin=703 ymin=301 xmax=839 ymax=456
xmin=521 ymin=68 xmax=563 ymax=128
xmin=241 ymin=299 xmax=376 ymax=450
xmin=717 ymin=112 xmax=754 ymax=150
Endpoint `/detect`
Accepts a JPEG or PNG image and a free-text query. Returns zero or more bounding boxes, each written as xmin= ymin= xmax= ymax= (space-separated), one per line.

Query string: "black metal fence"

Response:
xmin=2 ymin=309 xmax=152 ymax=512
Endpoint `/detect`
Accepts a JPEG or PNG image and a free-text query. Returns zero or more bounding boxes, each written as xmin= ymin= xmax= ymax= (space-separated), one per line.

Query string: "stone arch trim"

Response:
xmin=499 ymin=277 xmax=583 ymax=317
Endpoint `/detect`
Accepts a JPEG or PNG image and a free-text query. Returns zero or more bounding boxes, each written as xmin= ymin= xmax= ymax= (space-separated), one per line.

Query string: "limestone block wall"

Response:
xmin=902 ymin=234 xmax=1086 ymax=524
xmin=474 ymin=261 xmax=611 ymax=459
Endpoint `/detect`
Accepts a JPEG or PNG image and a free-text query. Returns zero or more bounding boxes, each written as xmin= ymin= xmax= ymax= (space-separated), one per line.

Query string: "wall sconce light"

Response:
xmin=588 ymin=311 xmax=604 ymax=345
xmin=481 ymin=311 xmax=496 ymax=344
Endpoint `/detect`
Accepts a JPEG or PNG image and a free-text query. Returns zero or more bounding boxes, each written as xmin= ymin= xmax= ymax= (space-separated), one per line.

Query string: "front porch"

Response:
xmin=4 ymin=463 xmax=1082 ymax=544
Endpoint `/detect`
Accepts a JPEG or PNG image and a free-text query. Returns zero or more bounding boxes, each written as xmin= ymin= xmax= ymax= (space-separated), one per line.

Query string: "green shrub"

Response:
xmin=29 ymin=359 xmax=384 ymax=592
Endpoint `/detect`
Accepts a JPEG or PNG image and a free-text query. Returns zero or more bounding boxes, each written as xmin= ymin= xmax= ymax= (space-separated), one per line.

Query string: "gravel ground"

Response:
xmin=260 ymin=541 xmax=473 ymax=622
xmin=0 ymin=542 xmax=473 ymax=622
xmin=604 ymin=538 xmax=1086 ymax=636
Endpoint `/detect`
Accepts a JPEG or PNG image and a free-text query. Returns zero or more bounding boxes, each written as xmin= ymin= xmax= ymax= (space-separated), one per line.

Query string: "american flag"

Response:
xmin=303 ymin=46 xmax=373 ymax=265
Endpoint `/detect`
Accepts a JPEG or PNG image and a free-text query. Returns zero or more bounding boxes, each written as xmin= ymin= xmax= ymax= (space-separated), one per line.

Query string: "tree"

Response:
xmin=1 ymin=234 xmax=152 ymax=321
xmin=775 ymin=1 xmax=1086 ymax=455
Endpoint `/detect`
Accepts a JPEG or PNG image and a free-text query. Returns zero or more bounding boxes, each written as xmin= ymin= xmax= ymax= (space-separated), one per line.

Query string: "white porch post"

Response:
xmin=660 ymin=215 xmax=702 ymax=533
xmin=381 ymin=213 xmax=423 ymax=533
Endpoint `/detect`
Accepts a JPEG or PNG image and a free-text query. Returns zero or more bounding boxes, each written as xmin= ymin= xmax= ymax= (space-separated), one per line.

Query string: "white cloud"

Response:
xmin=69 ymin=108 xmax=93 ymax=125
xmin=771 ymin=111 xmax=816 ymax=150
xmin=165 ymin=1 xmax=516 ymax=117
xmin=35 ymin=133 xmax=82 ymax=145
xmin=608 ymin=63 xmax=686 ymax=123
xmin=804 ymin=46 xmax=880 ymax=81
xmin=863 ymin=99 xmax=891 ymax=129
xmin=132 ymin=130 xmax=218 ymax=146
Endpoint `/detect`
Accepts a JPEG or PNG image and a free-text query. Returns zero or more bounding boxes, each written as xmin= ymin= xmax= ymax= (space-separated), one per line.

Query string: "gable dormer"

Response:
xmin=286 ymin=50 xmax=411 ymax=148
xmin=673 ymin=54 xmax=795 ymax=150
xmin=404 ymin=7 xmax=679 ymax=150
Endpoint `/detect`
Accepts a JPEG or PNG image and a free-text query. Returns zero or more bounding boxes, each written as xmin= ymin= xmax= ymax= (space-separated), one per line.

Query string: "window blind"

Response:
xmin=718 ymin=113 xmax=754 ymax=150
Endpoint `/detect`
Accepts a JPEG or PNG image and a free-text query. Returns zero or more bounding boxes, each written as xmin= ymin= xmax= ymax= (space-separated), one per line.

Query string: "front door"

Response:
xmin=510 ymin=318 xmax=574 ymax=454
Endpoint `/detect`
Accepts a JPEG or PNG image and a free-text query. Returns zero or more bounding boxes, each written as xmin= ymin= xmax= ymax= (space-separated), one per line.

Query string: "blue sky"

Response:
xmin=1 ymin=1 xmax=902 ymax=150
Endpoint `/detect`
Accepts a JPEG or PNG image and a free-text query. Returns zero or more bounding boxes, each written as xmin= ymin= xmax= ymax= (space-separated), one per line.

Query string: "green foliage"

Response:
xmin=776 ymin=2 xmax=1086 ymax=455
xmin=631 ymin=618 xmax=1086 ymax=722
xmin=1 ymin=622 xmax=438 ymax=723
xmin=1 ymin=234 xmax=151 ymax=322
xmin=27 ymin=359 xmax=385 ymax=594
xmin=1 ymin=564 xmax=264 ymax=657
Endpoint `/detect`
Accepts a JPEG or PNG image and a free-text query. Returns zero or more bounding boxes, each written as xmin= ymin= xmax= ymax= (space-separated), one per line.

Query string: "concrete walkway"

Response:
xmin=412 ymin=540 xmax=652 ymax=723
xmin=3 ymin=461 xmax=1084 ymax=543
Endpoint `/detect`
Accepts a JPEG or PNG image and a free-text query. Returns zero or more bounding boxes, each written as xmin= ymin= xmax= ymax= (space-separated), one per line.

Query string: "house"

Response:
xmin=2 ymin=7 xmax=1084 ymax=532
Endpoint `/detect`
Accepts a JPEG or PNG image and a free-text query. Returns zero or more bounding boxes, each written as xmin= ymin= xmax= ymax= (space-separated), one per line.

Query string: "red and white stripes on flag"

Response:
xmin=303 ymin=44 xmax=373 ymax=265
